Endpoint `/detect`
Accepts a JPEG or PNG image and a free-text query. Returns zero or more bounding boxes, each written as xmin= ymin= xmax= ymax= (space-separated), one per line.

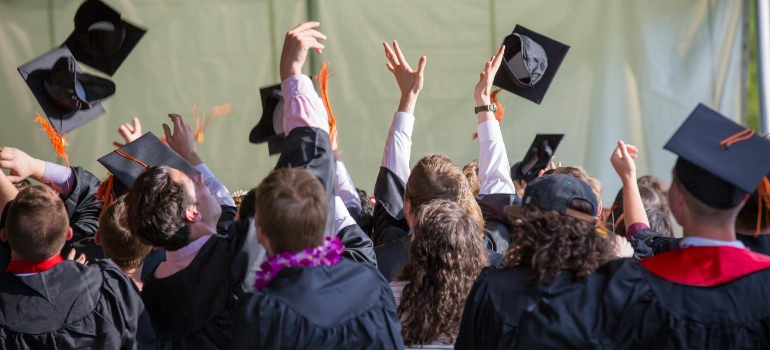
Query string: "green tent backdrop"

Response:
xmin=0 ymin=0 xmax=747 ymax=207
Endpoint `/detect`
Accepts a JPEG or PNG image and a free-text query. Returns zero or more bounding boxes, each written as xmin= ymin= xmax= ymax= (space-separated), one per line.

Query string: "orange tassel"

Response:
xmin=756 ymin=177 xmax=770 ymax=237
xmin=34 ymin=112 xmax=69 ymax=167
xmin=191 ymin=102 xmax=232 ymax=143
xmin=472 ymin=88 xmax=506 ymax=140
xmin=317 ymin=62 xmax=337 ymax=146
xmin=96 ymin=173 xmax=115 ymax=214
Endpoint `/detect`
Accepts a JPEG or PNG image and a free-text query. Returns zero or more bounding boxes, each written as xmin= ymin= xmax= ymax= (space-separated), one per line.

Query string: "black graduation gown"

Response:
xmin=0 ymin=260 xmax=151 ymax=349
xmin=372 ymin=166 xmax=410 ymax=247
xmin=140 ymin=229 xmax=258 ymax=349
xmin=632 ymin=228 xmax=770 ymax=257
xmin=456 ymin=266 xmax=604 ymax=350
xmin=232 ymin=259 xmax=404 ymax=349
xmin=597 ymin=247 xmax=770 ymax=349
xmin=477 ymin=193 xmax=520 ymax=255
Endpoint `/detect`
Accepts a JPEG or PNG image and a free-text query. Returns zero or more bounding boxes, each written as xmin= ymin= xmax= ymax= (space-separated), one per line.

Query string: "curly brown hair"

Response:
xmin=396 ymin=199 xmax=487 ymax=346
xmin=505 ymin=199 xmax=615 ymax=285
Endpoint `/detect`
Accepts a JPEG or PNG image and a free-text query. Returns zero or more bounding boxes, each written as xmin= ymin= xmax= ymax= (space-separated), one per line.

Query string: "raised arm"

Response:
xmin=610 ymin=140 xmax=648 ymax=236
xmin=379 ymin=41 xmax=425 ymax=184
xmin=334 ymin=149 xmax=362 ymax=213
xmin=474 ymin=45 xmax=515 ymax=195
xmin=373 ymin=42 xmax=426 ymax=245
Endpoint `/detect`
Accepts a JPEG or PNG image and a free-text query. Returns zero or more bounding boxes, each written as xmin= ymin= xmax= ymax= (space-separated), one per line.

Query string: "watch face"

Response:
xmin=491 ymin=104 xmax=498 ymax=113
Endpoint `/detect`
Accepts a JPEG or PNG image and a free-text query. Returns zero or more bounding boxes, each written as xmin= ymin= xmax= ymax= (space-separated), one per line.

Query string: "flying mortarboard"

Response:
xmin=249 ymin=84 xmax=287 ymax=155
xmin=510 ymin=134 xmax=564 ymax=183
xmin=98 ymin=132 xmax=200 ymax=195
xmin=64 ymin=0 xmax=147 ymax=76
xmin=664 ymin=103 xmax=770 ymax=209
xmin=18 ymin=46 xmax=115 ymax=135
xmin=493 ymin=25 xmax=570 ymax=104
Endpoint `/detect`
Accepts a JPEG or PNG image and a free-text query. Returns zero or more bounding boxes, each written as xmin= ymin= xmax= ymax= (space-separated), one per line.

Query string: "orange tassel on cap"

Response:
xmin=472 ymin=88 xmax=506 ymax=140
xmin=317 ymin=62 xmax=338 ymax=146
xmin=756 ymin=177 xmax=770 ymax=237
xmin=34 ymin=112 xmax=69 ymax=167
xmin=96 ymin=173 xmax=115 ymax=214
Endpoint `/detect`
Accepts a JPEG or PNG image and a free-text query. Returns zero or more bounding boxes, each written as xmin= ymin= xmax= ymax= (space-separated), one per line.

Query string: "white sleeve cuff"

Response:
xmin=392 ymin=112 xmax=415 ymax=135
xmin=476 ymin=120 xmax=503 ymax=143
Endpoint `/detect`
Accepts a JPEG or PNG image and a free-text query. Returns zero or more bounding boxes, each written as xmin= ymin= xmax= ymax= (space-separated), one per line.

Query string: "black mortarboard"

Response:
xmin=493 ymin=25 xmax=570 ymax=104
xmin=64 ymin=0 xmax=147 ymax=76
xmin=504 ymin=174 xmax=599 ymax=224
xmin=98 ymin=132 xmax=199 ymax=191
xmin=18 ymin=46 xmax=115 ymax=134
xmin=249 ymin=83 xmax=287 ymax=155
xmin=664 ymin=103 xmax=770 ymax=209
xmin=510 ymin=134 xmax=564 ymax=183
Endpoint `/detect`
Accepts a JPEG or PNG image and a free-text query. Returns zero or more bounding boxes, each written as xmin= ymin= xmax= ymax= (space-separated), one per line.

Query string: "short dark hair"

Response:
xmin=99 ymin=196 xmax=153 ymax=269
xmin=124 ymin=166 xmax=194 ymax=251
xmin=255 ymin=168 xmax=326 ymax=254
xmin=7 ymin=185 xmax=69 ymax=260
xmin=13 ymin=179 xmax=32 ymax=191
xmin=238 ymin=188 xmax=257 ymax=220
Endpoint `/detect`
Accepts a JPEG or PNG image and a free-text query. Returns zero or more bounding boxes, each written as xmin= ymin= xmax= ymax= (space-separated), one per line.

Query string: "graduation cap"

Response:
xmin=493 ymin=25 xmax=570 ymax=104
xmin=248 ymin=84 xmax=286 ymax=155
xmin=664 ymin=103 xmax=770 ymax=209
xmin=64 ymin=0 xmax=147 ymax=76
xmin=18 ymin=46 xmax=115 ymax=135
xmin=97 ymin=132 xmax=199 ymax=199
xmin=510 ymin=134 xmax=564 ymax=183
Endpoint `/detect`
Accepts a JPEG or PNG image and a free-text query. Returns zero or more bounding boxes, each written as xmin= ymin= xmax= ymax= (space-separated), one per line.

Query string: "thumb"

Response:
xmin=67 ymin=249 xmax=76 ymax=260
xmin=5 ymin=175 xmax=23 ymax=183
xmin=113 ymin=142 xmax=125 ymax=148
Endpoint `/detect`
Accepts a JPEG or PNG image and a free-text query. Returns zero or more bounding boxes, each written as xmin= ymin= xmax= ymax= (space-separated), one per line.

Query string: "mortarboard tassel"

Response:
xmin=96 ymin=173 xmax=115 ymax=214
xmin=472 ymin=88 xmax=506 ymax=140
xmin=317 ymin=62 xmax=338 ymax=146
xmin=756 ymin=177 xmax=770 ymax=237
xmin=34 ymin=112 xmax=69 ymax=167
xmin=194 ymin=103 xmax=232 ymax=143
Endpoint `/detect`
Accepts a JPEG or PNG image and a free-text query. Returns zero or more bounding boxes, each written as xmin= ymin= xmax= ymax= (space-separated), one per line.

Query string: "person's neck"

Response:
xmin=121 ymin=264 xmax=144 ymax=289
xmin=188 ymin=222 xmax=217 ymax=241
xmin=682 ymin=221 xmax=737 ymax=241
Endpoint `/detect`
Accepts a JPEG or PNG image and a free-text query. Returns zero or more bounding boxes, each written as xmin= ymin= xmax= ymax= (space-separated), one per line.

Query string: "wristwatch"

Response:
xmin=475 ymin=104 xmax=498 ymax=114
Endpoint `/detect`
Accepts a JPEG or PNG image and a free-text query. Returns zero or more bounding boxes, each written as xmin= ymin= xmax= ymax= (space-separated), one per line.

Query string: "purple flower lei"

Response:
xmin=254 ymin=236 xmax=344 ymax=290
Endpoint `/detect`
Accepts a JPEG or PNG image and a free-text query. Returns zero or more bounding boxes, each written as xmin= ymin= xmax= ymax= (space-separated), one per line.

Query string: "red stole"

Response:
xmin=6 ymin=255 xmax=64 ymax=275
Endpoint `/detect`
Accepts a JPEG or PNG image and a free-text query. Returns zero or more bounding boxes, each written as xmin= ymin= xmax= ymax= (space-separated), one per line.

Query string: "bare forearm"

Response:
xmin=0 ymin=172 xmax=18 ymax=211
xmin=622 ymin=178 xmax=649 ymax=229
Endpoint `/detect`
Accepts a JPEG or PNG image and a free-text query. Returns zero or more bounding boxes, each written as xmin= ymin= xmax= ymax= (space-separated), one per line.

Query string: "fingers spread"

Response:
xmin=393 ymin=41 xmax=410 ymax=70
xmin=416 ymin=56 xmax=427 ymax=77
xmin=162 ymin=123 xmax=172 ymax=140
xmin=290 ymin=21 xmax=320 ymax=34
xmin=383 ymin=42 xmax=399 ymax=66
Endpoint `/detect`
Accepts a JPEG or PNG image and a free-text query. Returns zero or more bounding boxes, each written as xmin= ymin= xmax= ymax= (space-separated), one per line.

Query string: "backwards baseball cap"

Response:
xmin=504 ymin=174 xmax=598 ymax=224
xmin=493 ymin=25 xmax=570 ymax=104
xmin=510 ymin=134 xmax=564 ymax=183
xmin=664 ymin=103 xmax=770 ymax=209
xmin=64 ymin=0 xmax=147 ymax=76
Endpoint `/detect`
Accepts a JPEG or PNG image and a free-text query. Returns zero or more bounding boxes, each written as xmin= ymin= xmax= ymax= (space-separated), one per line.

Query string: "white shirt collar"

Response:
xmin=679 ymin=236 xmax=746 ymax=249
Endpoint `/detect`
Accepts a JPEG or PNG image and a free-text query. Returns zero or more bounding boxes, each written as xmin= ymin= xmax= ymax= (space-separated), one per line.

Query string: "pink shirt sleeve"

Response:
xmin=626 ymin=222 xmax=649 ymax=238
xmin=280 ymin=74 xmax=330 ymax=135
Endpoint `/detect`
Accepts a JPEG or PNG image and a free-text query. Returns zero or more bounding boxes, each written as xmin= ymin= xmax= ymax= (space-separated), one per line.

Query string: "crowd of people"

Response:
xmin=3 ymin=17 xmax=770 ymax=350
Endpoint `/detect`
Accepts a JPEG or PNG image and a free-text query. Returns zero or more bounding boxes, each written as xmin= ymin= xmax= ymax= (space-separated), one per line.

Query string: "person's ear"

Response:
xmin=184 ymin=205 xmax=201 ymax=223
xmin=404 ymin=200 xmax=414 ymax=228
xmin=65 ymin=227 xmax=73 ymax=241
xmin=0 ymin=228 xmax=7 ymax=243
xmin=94 ymin=231 xmax=101 ymax=245
xmin=256 ymin=225 xmax=272 ymax=256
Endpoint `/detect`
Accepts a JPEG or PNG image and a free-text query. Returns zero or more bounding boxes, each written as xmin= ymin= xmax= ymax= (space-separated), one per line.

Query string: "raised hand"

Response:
xmin=163 ymin=114 xmax=203 ymax=166
xmin=610 ymin=140 xmax=639 ymax=183
xmin=0 ymin=147 xmax=46 ymax=183
xmin=67 ymin=248 xmax=87 ymax=265
xmin=383 ymin=41 xmax=426 ymax=114
xmin=475 ymin=45 xmax=505 ymax=107
xmin=113 ymin=117 xmax=143 ymax=148
xmin=280 ymin=22 xmax=327 ymax=81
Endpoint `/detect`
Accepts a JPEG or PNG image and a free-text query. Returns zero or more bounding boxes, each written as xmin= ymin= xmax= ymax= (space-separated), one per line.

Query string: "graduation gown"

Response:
xmin=456 ymin=266 xmax=604 ymax=350
xmin=232 ymin=259 xmax=404 ymax=349
xmin=597 ymin=246 xmax=770 ymax=349
xmin=477 ymin=193 xmax=520 ymax=255
xmin=140 ymin=229 xmax=258 ymax=349
xmin=0 ymin=260 xmax=150 ymax=349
